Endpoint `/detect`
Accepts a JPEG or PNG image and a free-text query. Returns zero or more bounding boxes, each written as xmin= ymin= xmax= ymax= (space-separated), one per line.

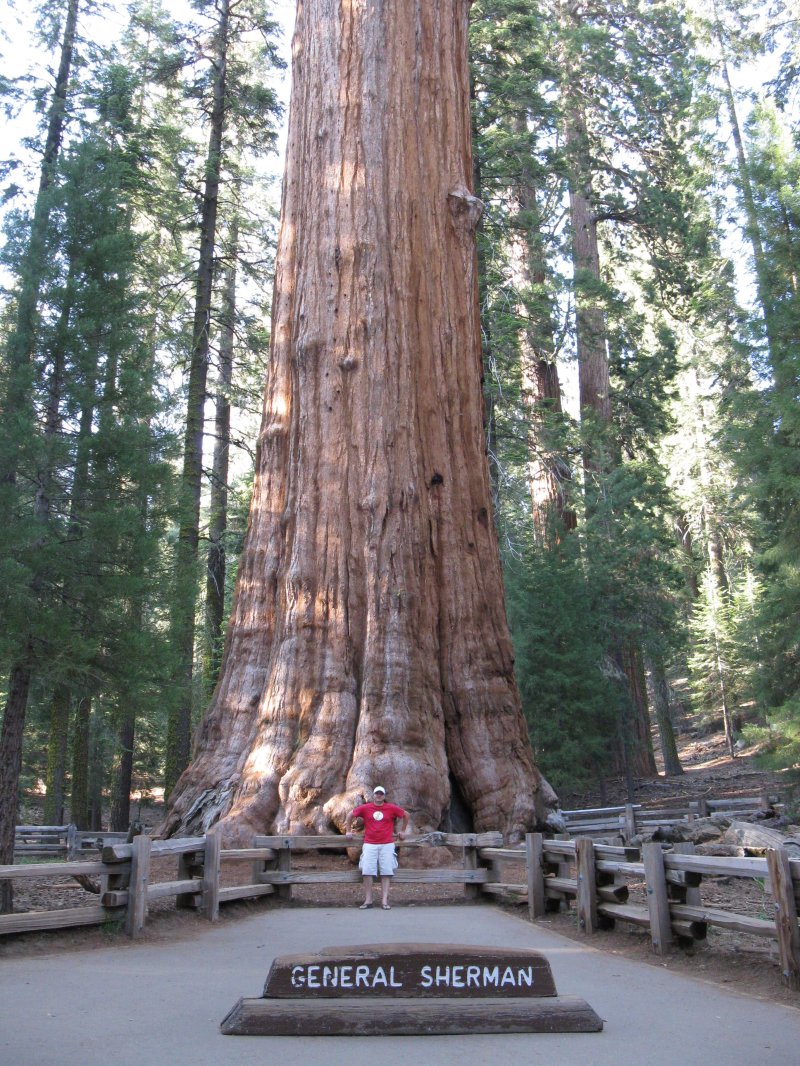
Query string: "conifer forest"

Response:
xmin=1 ymin=0 xmax=799 ymax=870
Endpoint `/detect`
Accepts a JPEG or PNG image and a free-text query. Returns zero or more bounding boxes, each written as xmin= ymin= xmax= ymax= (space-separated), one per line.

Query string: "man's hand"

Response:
xmin=346 ymin=830 xmax=353 ymax=839
xmin=397 ymin=830 xmax=407 ymax=840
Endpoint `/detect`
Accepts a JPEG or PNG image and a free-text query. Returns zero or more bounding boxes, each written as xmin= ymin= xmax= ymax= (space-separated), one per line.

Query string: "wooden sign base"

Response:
xmin=221 ymin=944 xmax=603 ymax=1036
xmin=221 ymin=994 xmax=603 ymax=1036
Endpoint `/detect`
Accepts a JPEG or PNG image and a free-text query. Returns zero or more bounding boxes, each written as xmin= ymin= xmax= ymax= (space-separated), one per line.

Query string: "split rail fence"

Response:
xmin=0 ymin=831 xmax=503 ymax=940
xmin=3 ymin=822 xmax=800 ymax=990
xmin=14 ymin=825 xmax=128 ymax=859
xmin=560 ymin=789 xmax=782 ymax=839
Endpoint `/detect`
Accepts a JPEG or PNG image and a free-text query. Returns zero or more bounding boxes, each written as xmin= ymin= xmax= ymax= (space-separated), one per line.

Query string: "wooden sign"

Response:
xmin=263 ymin=942 xmax=557 ymax=998
xmin=221 ymin=942 xmax=603 ymax=1036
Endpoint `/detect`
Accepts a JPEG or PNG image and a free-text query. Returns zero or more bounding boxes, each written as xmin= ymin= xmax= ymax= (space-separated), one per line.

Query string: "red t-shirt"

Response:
xmin=352 ymin=802 xmax=407 ymax=844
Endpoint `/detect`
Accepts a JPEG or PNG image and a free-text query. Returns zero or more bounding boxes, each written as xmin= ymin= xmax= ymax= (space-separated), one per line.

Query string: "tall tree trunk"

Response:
xmin=562 ymin=23 xmax=654 ymax=782
xmin=204 ymin=212 xmax=238 ymax=690
xmin=70 ymin=696 xmax=90 ymax=829
xmin=690 ymin=367 xmax=736 ymax=757
xmin=620 ymin=643 xmax=658 ymax=778
xmin=162 ymin=0 xmax=556 ymax=844
xmin=166 ymin=0 xmax=231 ymax=794
xmin=0 ymin=0 xmax=80 ymax=450
xmin=674 ymin=512 xmax=701 ymax=599
xmin=713 ymin=5 xmax=778 ymax=359
xmin=566 ymin=115 xmax=612 ymax=433
xmin=0 ymin=655 xmax=34 ymax=911
xmin=512 ymin=116 xmax=575 ymax=541
xmin=88 ymin=715 xmax=104 ymax=832
xmin=646 ymin=654 xmax=683 ymax=776
xmin=43 ymin=683 xmax=71 ymax=825
xmin=110 ymin=708 xmax=135 ymax=833
xmin=40 ymin=262 xmax=78 ymax=827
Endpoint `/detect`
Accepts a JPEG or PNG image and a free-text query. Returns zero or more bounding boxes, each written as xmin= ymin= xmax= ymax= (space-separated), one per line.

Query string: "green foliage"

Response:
xmin=710 ymin=100 xmax=800 ymax=764
xmin=505 ymin=535 xmax=618 ymax=793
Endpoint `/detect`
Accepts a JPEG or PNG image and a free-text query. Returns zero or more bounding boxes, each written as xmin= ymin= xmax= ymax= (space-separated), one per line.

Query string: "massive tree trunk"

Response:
xmin=163 ymin=0 xmax=555 ymax=844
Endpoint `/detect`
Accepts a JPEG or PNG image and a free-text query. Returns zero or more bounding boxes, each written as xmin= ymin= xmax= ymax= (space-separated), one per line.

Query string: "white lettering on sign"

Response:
xmin=291 ymin=964 xmax=404 ymax=990
xmin=419 ymin=965 xmax=536 ymax=990
xmin=290 ymin=961 xmax=537 ymax=991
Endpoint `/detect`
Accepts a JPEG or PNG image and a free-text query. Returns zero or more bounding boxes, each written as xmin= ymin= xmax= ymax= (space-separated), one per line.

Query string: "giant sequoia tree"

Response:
xmin=162 ymin=0 xmax=555 ymax=843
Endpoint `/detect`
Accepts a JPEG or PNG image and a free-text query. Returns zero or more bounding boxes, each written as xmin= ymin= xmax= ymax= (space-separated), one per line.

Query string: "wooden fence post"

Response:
xmin=576 ymin=838 xmax=597 ymax=935
xmin=463 ymin=834 xmax=479 ymax=900
xmin=767 ymin=847 xmax=800 ymax=990
xmin=624 ymin=805 xmax=637 ymax=841
xmin=125 ymin=834 xmax=152 ymax=938
xmin=252 ymin=834 xmax=272 ymax=887
xmin=277 ymin=840 xmax=292 ymax=901
xmin=66 ymin=824 xmax=78 ymax=860
xmin=670 ymin=842 xmax=701 ymax=907
xmin=525 ymin=834 xmax=546 ymax=920
xmin=203 ymin=830 xmax=221 ymax=922
xmin=642 ymin=842 xmax=672 ymax=956
xmin=555 ymin=832 xmax=572 ymax=911
xmin=176 ymin=845 xmax=202 ymax=910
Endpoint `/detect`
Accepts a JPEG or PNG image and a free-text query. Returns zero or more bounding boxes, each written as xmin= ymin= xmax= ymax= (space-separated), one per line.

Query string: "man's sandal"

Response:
xmin=359 ymin=902 xmax=373 ymax=909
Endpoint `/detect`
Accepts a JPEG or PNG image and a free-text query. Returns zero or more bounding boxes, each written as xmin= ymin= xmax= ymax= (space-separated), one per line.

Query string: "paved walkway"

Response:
xmin=2 ymin=904 xmax=798 ymax=1066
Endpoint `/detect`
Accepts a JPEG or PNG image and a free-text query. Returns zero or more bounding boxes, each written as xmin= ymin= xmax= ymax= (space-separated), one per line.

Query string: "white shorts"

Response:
xmin=359 ymin=842 xmax=398 ymax=877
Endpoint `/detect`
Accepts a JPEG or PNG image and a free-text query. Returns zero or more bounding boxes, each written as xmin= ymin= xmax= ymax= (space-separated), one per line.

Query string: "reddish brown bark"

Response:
xmin=162 ymin=0 xmax=555 ymax=844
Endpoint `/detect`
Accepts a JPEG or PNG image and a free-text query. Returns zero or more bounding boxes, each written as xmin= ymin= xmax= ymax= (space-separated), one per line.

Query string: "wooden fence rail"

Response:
xmin=14 ymin=824 xmax=129 ymax=860
xmin=560 ymin=789 xmax=785 ymax=839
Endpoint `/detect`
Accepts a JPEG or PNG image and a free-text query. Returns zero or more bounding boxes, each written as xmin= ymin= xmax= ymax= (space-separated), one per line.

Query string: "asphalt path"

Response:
xmin=2 ymin=903 xmax=798 ymax=1065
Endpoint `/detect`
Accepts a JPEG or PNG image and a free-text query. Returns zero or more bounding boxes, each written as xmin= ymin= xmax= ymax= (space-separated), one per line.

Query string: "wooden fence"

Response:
xmin=14 ymin=824 xmax=129 ymax=860
xmin=4 ymin=825 xmax=800 ymax=989
xmin=0 ymin=831 xmax=502 ymax=940
xmin=518 ymin=834 xmax=800 ymax=990
xmin=560 ymin=789 xmax=781 ymax=839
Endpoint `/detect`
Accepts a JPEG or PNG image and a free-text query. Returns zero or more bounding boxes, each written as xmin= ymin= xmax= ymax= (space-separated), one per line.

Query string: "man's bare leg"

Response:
xmin=380 ymin=875 xmax=391 ymax=909
xmin=360 ymin=875 xmax=374 ymax=908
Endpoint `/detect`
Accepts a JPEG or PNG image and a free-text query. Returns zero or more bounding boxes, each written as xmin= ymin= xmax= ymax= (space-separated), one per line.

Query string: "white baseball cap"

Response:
xmin=373 ymin=785 xmax=386 ymax=794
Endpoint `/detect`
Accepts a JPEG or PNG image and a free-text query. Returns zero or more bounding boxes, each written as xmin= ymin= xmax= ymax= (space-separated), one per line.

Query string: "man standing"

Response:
xmin=345 ymin=786 xmax=409 ymax=909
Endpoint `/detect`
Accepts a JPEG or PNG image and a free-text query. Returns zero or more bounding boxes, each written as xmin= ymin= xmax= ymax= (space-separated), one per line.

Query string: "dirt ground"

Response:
xmin=3 ymin=728 xmax=800 ymax=1011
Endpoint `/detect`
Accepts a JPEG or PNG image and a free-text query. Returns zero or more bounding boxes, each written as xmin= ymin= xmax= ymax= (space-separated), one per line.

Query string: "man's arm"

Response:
xmin=396 ymin=812 xmax=409 ymax=840
xmin=346 ymin=808 xmax=363 ymax=838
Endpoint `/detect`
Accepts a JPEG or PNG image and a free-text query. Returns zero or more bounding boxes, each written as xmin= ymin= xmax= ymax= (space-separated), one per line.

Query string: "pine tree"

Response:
xmin=165 ymin=0 xmax=283 ymax=794
xmin=0 ymin=0 xmax=84 ymax=911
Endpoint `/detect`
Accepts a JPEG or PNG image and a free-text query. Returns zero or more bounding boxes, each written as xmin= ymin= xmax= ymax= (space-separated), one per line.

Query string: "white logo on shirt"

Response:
xmin=373 ymin=811 xmax=384 ymax=821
